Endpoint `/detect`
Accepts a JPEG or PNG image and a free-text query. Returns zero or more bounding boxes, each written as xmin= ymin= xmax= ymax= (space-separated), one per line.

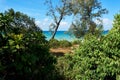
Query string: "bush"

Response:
xmin=57 ymin=35 xmax=104 ymax=80
xmin=72 ymin=39 xmax=81 ymax=45
xmin=49 ymin=39 xmax=72 ymax=48
xmin=0 ymin=9 xmax=56 ymax=80
xmin=55 ymin=13 xmax=120 ymax=80
xmin=59 ymin=40 xmax=72 ymax=48
xmin=56 ymin=54 xmax=74 ymax=80
xmin=101 ymin=13 xmax=120 ymax=80
xmin=49 ymin=39 xmax=60 ymax=48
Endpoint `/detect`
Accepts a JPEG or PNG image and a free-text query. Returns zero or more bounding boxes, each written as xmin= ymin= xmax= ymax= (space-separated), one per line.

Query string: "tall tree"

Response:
xmin=45 ymin=0 xmax=71 ymax=40
xmin=68 ymin=0 xmax=108 ymax=38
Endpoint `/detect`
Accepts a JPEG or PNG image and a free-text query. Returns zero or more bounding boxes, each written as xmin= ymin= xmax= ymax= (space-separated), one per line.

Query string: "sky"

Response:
xmin=0 ymin=0 xmax=120 ymax=31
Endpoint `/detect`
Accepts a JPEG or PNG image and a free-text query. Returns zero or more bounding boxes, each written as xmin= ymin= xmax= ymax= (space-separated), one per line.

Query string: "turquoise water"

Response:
xmin=43 ymin=31 xmax=76 ymax=41
xmin=43 ymin=31 xmax=109 ymax=41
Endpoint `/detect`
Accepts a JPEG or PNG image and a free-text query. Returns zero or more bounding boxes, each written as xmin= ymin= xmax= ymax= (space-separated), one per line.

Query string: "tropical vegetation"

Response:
xmin=0 ymin=0 xmax=120 ymax=79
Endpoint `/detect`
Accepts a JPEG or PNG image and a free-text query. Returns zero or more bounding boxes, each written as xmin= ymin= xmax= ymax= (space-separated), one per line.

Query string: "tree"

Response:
xmin=0 ymin=9 xmax=56 ymax=80
xmin=68 ymin=0 xmax=108 ymax=38
xmin=45 ymin=0 xmax=71 ymax=40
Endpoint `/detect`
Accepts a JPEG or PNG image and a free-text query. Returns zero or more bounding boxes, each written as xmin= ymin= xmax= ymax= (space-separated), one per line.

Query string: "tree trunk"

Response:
xmin=51 ymin=24 xmax=59 ymax=39
xmin=50 ymin=14 xmax=63 ymax=40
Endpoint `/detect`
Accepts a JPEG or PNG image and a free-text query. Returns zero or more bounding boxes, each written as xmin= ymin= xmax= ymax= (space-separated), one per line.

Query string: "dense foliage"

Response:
xmin=0 ymin=9 xmax=56 ymax=80
xmin=49 ymin=39 xmax=72 ymax=48
xmin=56 ymin=13 xmax=120 ymax=80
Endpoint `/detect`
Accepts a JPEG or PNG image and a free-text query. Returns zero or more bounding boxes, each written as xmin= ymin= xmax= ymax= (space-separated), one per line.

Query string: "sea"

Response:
xmin=43 ymin=30 xmax=109 ymax=41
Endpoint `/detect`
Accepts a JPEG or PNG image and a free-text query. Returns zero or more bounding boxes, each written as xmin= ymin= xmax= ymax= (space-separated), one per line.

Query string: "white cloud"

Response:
xmin=60 ymin=21 xmax=68 ymax=26
xmin=95 ymin=19 xmax=102 ymax=25
xmin=35 ymin=18 xmax=70 ymax=31
xmin=35 ymin=18 xmax=52 ymax=31
xmin=95 ymin=18 xmax=113 ymax=30
xmin=103 ymin=18 xmax=112 ymax=26
xmin=59 ymin=21 xmax=70 ymax=31
xmin=102 ymin=18 xmax=113 ymax=30
xmin=35 ymin=20 xmax=41 ymax=26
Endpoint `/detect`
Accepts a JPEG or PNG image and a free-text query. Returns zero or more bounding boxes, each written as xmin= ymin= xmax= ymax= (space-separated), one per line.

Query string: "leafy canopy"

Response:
xmin=68 ymin=0 xmax=108 ymax=38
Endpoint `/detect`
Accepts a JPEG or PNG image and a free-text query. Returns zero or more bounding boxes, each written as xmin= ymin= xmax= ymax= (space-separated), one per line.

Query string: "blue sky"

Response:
xmin=0 ymin=0 xmax=120 ymax=31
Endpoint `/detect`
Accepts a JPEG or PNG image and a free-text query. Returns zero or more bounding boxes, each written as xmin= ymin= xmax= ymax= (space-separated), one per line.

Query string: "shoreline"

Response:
xmin=43 ymin=30 xmax=109 ymax=41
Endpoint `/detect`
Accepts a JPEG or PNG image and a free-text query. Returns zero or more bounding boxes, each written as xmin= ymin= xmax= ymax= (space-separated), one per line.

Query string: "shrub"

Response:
xmin=49 ymin=39 xmax=72 ymax=48
xmin=49 ymin=39 xmax=60 ymax=48
xmin=72 ymin=39 xmax=81 ymax=45
xmin=59 ymin=40 xmax=72 ymax=48
xmin=101 ymin=13 xmax=120 ymax=80
xmin=56 ymin=54 xmax=75 ymax=80
xmin=55 ymin=13 xmax=120 ymax=80
xmin=0 ymin=9 xmax=56 ymax=80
